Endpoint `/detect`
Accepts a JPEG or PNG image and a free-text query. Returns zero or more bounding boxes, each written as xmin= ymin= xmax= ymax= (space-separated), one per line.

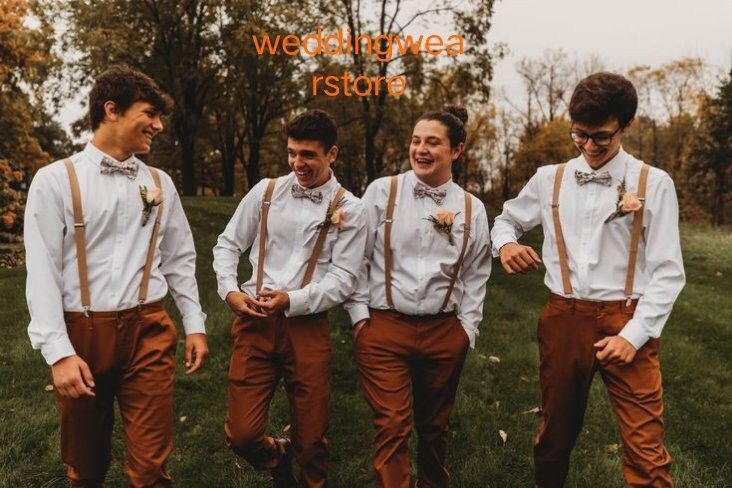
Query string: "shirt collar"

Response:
xmin=406 ymin=170 xmax=453 ymax=192
xmin=83 ymin=142 xmax=138 ymax=169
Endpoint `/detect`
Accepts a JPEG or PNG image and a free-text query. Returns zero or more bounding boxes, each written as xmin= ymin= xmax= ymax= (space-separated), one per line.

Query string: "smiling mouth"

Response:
xmin=143 ymin=131 xmax=154 ymax=143
xmin=415 ymin=157 xmax=434 ymax=165
xmin=295 ymin=169 xmax=312 ymax=178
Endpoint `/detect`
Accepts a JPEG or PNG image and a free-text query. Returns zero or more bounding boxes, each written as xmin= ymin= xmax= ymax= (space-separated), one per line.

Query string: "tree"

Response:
xmin=320 ymin=0 xmax=498 ymax=187
xmin=64 ymin=0 xmax=222 ymax=195
xmin=689 ymin=69 xmax=732 ymax=226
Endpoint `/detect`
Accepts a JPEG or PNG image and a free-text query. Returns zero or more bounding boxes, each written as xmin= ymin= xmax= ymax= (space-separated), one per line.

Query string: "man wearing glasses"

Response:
xmin=491 ymin=72 xmax=684 ymax=487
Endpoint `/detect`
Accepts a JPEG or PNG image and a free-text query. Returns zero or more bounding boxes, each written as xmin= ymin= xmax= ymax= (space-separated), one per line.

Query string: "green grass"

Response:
xmin=1 ymin=197 xmax=730 ymax=487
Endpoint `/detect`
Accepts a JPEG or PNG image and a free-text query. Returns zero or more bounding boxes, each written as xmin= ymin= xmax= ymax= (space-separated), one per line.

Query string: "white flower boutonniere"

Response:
xmin=139 ymin=185 xmax=163 ymax=226
xmin=425 ymin=208 xmax=460 ymax=245
xmin=604 ymin=179 xmax=643 ymax=223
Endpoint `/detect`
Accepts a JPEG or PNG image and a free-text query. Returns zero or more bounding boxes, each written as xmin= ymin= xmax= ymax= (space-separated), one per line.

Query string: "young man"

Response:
xmin=345 ymin=106 xmax=492 ymax=487
xmin=213 ymin=109 xmax=366 ymax=487
xmin=24 ymin=66 xmax=209 ymax=487
xmin=492 ymin=72 xmax=685 ymax=487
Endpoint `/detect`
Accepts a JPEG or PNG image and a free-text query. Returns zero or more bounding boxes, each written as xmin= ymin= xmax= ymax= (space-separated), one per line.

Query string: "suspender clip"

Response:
xmin=625 ymin=297 xmax=632 ymax=307
xmin=384 ymin=218 xmax=393 ymax=223
xmin=82 ymin=306 xmax=90 ymax=317
xmin=74 ymin=222 xmax=86 ymax=228
xmin=550 ymin=203 xmax=559 ymax=208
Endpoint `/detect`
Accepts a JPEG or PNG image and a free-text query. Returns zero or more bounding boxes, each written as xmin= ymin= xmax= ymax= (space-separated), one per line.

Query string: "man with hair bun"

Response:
xmin=346 ymin=105 xmax=492 ymax=487
xmin=492 ymin=72 xmax=684 ymax=487
xmin=213 ymin=108 xmax=366 ymax=487
xmin=24 ymin=65 xmax=209 ymax=487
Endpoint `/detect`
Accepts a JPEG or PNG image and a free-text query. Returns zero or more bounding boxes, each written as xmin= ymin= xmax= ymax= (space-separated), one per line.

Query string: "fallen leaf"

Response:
xmin=499 ymin=430 xmax=508 ymax=443
xmin=488 ymin=356 xmax=501 ymax=364
xmin=44 ymin=384 xmax=54 ymax=392
xmin=604 ymin=443 xmax=620 ymax=454
xmin=520 ymin=376 xmax=530 ymax=383
xmin=283 ymin=424 xmax=291 ymax=433
xmin=478 ymin=354 xmax=487 ymax=360
xmin=715 ymin=271 xmax=723 ymax=277
xmin=179 ymin=416 xmax=187 ymax=423
xmin=521 ymin=406 xmax=541 ymax=415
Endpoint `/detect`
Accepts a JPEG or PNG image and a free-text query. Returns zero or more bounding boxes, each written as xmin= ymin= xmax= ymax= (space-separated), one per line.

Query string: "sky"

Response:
xmin=486 ymin=0 xmax=732 ymax=105
xmin=58 ymin=0 xmax=732 ymax=132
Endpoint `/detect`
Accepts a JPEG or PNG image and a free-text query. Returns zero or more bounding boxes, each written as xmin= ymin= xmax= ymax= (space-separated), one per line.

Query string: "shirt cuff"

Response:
xmin=464 ymin=326 xmax=477 ymax=349
xmin=286 ymin=288 xmax=310 ymax=317
xmin=346 ymin=304 xmax=370 ymax=326
xmin=217 ymin=279 xmax=240 ymax=302
xmin=41 ymin=335 xmax=76 ymax=366
xmin=182 ymin=311 xmax=207 ymax=335
xmin=618 ymin=319 xmax=650 ymax=350
xmin=490 ymin=235 xmax=517 ymax=258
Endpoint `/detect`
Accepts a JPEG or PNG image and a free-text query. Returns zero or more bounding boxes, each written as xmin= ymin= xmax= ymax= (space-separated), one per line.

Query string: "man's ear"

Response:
xmin=621 ymin=117 xmax=635 ymax=134
xmin=327 ymin=145 xmax=339 ymax=163
xmin=103 ymin=101 xmax=119 ymax=122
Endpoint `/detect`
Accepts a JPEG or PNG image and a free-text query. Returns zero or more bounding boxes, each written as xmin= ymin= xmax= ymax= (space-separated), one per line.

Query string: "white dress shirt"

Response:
xmin=491 ymin=148 xmax=685 ymax=350
xmin=213 ymin=172 xmax=367 ymax=316
xmin=25 ymin=143 xmax=207 ymax=366
xmin=344 ymin=170 xmax=492 ymax=348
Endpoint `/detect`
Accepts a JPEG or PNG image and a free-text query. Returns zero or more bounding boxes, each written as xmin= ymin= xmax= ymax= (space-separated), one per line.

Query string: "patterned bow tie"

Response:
xmin=574 ymin=170 xmax=612 ymax=187
xmin=100 ymin=157 xmax=138 ymax=180
xmin=413 ymin=183 xmax=447 ymax=205
xmin=290 ymin=184 xmax=323 ymax=204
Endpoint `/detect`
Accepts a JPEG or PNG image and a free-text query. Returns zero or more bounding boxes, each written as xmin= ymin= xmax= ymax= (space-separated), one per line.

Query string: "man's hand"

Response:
xmin=499 ymin=242 xmax=542 ymax=275
xmin=51 ymin=355 xmax=95 ymax=398
xmin=354 ymin=319 xmax=369 ymax=340
xmin=184 ymin=333 xmax=209 ymax=375
xmin=257 ymin=289 xmax=290 ymax=316
xmin=226 ymin=291 xmax=267 ymax=318
xmin=594 ymin=336 xmax=637 ymax=365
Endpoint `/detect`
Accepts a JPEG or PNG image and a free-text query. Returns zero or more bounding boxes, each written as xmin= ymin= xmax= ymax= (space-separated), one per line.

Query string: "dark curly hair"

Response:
xmin=284 ymin=109 xmax=338 ymax=152
xmin=88 ymin=65 xmax=174 ymax=131
xmin=416 ymin=105 xmax=468 ymax=148
xmin=569 ymin=72 xmax=638 ymax=128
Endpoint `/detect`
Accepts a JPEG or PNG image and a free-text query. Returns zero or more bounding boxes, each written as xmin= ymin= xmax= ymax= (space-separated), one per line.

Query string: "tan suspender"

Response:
xmin=63 ymin=159 xmax=164 ymax=313
xmin=64 ymin=159 xmax=91 ymax=314
xmin=138 ymin=168 xmax=163 ymax=304
xmin=383 ymin=176 xmax=399 ymax=309
xmin=256 ymin=178 xmax=277 ymax=295
xmin=255 ymin=180 xmax=347 ymax=293
xmin=624 ymin=164 xmax=650 ymax=301
xmin=550 ymin=163 xmax=650 ymax=300
xmin=440 ymin=191 xmax=473 ymax=311
xmin=383 ymin=175 xmax=473 ymax=311
xmin=551 ymin=164 xmax=573 ymax=296
xmin=300 ymin=186 xmax=347 ymax=288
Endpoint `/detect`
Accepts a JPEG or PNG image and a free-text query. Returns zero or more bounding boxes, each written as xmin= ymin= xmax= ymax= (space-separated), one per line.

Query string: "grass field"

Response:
xmin=1 ymin=197 xmax=730 ymax=487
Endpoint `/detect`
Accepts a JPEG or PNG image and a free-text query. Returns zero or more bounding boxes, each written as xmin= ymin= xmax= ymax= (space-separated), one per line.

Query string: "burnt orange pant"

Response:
xmin=534 ymin=294 xmax=672 ymax=488
xmin=355 ymin=309 xmax=469 ymax=488
xmin=56 ymin=301 xmax=177 ymax=488
xmin=226 ymin=312 xmax=331 ymax=487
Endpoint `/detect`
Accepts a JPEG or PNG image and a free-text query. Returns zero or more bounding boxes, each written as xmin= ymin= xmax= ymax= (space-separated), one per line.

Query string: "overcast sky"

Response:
xmin=59 ymin=0 xmax=732 ymax=132
xmin=487 ymin=0 xmax=732 ymax=104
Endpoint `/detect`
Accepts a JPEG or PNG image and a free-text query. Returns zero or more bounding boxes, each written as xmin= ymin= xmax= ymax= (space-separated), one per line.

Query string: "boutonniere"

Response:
xmin=424 ymin=208 xmax=460 ymax=245
xmin=139 ymin=185 xmax=163 ymax=226
xmin=318 ymin=197 xmax=346 ymax=230
xmin=604 ymin=178 xmax=643 ymax=223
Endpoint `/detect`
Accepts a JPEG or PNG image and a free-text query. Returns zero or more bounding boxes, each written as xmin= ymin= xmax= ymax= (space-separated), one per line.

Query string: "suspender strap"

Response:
xmin=440 ymin=191 xmax=473 ymax=311
xmin=624 ymin=163 xmax=650 ymax=300
xmin=138 ymin=168 xmax=163 ymax=304
xmin=64 ymin=159 xmax=91 ymax=315
xmin=551 ymin=164 xmax=573 ymax=296
xmin=384 ymin=175 xmax=399 ymax=309
xmin=256 ymin=178 xmax=277 ymax=295
xmin=300 ymin=186 xmax=347 ymax=288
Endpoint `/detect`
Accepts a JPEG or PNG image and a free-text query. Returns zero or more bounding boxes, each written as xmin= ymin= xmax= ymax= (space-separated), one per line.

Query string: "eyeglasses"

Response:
xmin=569 ymin=125 xmax=622 ymax=147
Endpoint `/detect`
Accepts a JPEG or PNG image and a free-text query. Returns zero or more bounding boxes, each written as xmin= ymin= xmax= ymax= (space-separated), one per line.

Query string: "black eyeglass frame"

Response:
xmin=569 ymin=125 xmax=623 ymax=147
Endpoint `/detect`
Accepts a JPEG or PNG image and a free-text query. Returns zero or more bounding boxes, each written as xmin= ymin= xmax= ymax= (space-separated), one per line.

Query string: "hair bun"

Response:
xmin=444 ymin=105 xmax=468 ymax=124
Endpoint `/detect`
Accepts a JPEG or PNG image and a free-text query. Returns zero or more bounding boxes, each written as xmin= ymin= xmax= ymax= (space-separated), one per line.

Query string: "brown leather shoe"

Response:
xmin=271 ymin=438 xmax=297 ymax=487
